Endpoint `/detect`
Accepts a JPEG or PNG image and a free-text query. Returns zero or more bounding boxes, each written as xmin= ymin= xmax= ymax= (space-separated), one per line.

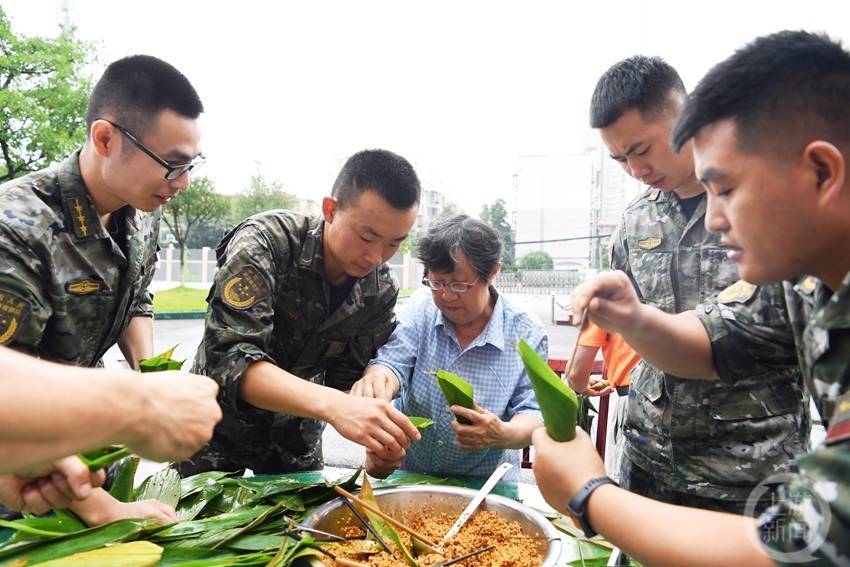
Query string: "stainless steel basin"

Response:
xmin=303 ymin=485 xmax=562 ymax=566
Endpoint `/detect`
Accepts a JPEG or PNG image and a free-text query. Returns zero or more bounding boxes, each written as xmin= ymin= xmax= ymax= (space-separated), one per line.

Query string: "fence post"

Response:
xmin=402 ymin=253 xmax=412 ymax=289
xmin=201 ymin=247 xmax=210 ymax=283
xmin=165 ymin=244 xmax=174 ymax=283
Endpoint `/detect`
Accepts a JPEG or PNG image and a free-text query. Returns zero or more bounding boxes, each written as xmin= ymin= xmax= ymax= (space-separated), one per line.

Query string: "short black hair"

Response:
xmin=672 ymin=31 xmax=850 ymax=157
xmin=331 ymin=149 xmax=421 ymax=211
xmin=417 ymin=215 xmax=502 ymax=281
xmin=87 ymin=55 xmax=203 ymax=135
xmin=590 ymin=56 xmax=686 ymax=128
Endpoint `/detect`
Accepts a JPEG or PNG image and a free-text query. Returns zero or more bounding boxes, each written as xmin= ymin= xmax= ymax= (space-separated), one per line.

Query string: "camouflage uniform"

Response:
xmin=699 ymin=273 xmax=850 ymax=565
xmin=0 ymin=151 xmax=159 ymax=366
xmin=612 ymin=189 xmax=808 ymax=511
xmin=181 ymin=211 xmax=397 ymax=475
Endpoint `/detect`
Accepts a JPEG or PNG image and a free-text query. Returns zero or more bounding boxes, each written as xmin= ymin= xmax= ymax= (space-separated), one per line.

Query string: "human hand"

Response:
xmin=365 ymin=449 xmax=403 ymax=479
xmin=349 ymin=365 xmax=401 ymax=401
xmin=450 ymin=402 xmax=506 ymax=450
xmin=570 ymin=271 xmax=644 ymax=335
xmin=90 ymin=498 xmax=178 ymax=526
xmin=531 ymin=426 xmax=605 ymax=512
xmin=584 ymin=377 xmax=615 ymax=397
xmin=329 ymin=394 xmax=420 ymax=460
xmin=119 ymin=371 xmax=222 ymax=462
xmin=0 ymin=457 xmax=105 ymax=514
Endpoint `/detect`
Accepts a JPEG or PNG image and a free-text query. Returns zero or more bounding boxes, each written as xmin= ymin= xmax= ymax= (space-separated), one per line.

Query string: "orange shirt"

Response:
xmin=576 ymin=321 xmax=640 ymax=387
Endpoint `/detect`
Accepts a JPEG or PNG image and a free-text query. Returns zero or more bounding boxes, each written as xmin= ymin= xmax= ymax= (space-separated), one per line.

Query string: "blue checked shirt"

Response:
xmin=371 ymin=288 xmax=547 ymax=480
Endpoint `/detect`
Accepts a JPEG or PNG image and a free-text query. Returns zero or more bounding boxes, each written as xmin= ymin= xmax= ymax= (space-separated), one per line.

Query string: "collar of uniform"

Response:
xmin=812 ymin=269 xmax=850 ymax=331
xmin=434 ymin=286 xmax=506 ymax=351
xmin=57 ymin=150 xmax=109 ymax=241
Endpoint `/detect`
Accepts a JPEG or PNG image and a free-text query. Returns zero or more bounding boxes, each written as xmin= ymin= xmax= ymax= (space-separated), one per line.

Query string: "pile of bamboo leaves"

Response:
xmin=0 ymin=459 xmax=368 ymax=566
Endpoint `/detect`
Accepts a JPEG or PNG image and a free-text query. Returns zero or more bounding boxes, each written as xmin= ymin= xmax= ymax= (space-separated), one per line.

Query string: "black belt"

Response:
xmin=615 ymin=386 xmax=629 ymax=396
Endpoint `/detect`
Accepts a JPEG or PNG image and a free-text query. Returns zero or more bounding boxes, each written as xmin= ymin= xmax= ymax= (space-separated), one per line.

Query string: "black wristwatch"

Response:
xmin=567 ymin=476 xmax=617 ymax=537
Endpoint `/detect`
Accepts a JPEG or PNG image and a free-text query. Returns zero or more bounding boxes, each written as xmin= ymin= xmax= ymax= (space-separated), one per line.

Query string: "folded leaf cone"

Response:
xmin=517 ymin=339 xmax=578 ymax=441
xmin=433 ymin=370 xmax=474 ymax=425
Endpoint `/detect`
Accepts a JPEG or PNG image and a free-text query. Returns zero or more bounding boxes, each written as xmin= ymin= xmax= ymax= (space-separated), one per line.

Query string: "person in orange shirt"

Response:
xmin=567 ymin=321 xmax=640 ymax=481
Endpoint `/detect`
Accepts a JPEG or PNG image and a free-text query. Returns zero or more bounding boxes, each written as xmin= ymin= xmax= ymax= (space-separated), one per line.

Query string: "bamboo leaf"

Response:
xmin=407 ymin=416 xmax=434 ymax=430
xmin=179 ymin=472 xmax=230 ymax=500
xmin=355 ymin=476 xmax=418 ymax=567
xmin=152 ymin=508 xmax=271 ymax=542
xmin=0 ymin=519 xmax=153 ymax=564
xmin=136 ymin=468 xmax=181 ymax=508
xmin=34 ymin=540 xmax=162 ymax=566
xmin=138 ymin=346 xmax=182 ymax=373
xmin=157 ymin=547 xmax=273 ymax=566
xmin=177 ymin=482 xmax=224 ymax=521
xmin=109 ymin=456 xmax=140 ymax=503
xmin=77 ymin=447 xmax=132 ymax=471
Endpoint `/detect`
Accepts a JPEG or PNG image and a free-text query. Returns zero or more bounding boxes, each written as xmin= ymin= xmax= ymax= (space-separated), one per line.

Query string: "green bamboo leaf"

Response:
xmin=135 ymin=468 xmax=181 ymax=508
xmin=34 ymin=540 xmax=162 ymax=566
xmin=0 ymin=519 xmax=66 ymax=538
xmin=109 ymin=456 xmax=140 ymax=503
xmin=407 ymin=416 xmax=434 ymax=430
xmin=179 ymin=472 xmax=230 ymax=500
xmin=0 ymin=519 xmax=153 ymax=564
xmin=224 ymin=533 xmax=284 ymax=552
xmin=78 ymin=446 xmax=132 ymax=471
xmin=138 ymin=345 xmax=183 ymax=373
xmin=356 ymin=476 xmax=418 ymax=567
xmin=157 ymin=547 xmax=273 ymax=566
xmin=152 ymin=508 xmax=270 ymax=542
xmin=177 ymin=482 xmax=224 ymax=521
xmin=432 ymin=369 xmax=475 ymax=424
xmin=517 ymin=338 xmax=579 ymax=441
xmin=0 ymin=512 xmax=86 ymax=550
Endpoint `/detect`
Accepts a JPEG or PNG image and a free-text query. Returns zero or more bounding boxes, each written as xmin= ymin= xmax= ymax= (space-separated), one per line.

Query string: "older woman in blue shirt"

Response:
xmin=350 ymin=215 xmax=546 ymax=481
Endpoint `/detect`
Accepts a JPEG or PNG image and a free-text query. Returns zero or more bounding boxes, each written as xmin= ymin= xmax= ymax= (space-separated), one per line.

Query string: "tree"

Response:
xmin=161 ymin=176 xmax=230 ymax=285
xmin=0 ymin=8 xmax=94 ymax=182
xmin=480 ymin=198 xmax=516 ymax=270
xmin=233 ymin=173 xmax=297 ymax=221
xmin=519 ymin=250 xmax=554 ymax=270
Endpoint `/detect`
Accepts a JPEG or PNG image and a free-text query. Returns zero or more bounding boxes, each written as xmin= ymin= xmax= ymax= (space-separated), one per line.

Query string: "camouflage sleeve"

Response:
xmin=324 ymin=289 xmax=399 ymax=391
xmin=756 ymin=437 xmax=850 ymax=565
xmin=197 ymin=224 xmax=278 ymax=411
xmin=0 ymin=226 xmax=51 ymax=353
xmin=696 ymin=282 xmax=799 ymax=383
xmin=609 ymin=221 xmax=643 ymax=300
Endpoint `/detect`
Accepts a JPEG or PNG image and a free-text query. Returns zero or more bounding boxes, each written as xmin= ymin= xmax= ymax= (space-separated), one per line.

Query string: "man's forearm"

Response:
xmin=501 ymin=414 xmax=543 ymax=449
xmin=588 ymin=485 xmax=773 ymax=567
xmin=117 ymin=316 xmax=154 ymax=370
xmin=239 ymin=360 xmax=345 ymax=421
xmin=623 ymin=306 xmax=718 ymax=380
xmin=0 ymin=350 xmax=142 ymax=472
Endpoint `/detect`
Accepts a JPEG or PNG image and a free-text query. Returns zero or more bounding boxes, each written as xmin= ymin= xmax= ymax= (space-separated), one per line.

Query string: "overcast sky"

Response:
xmin=4 ymin=0 xmax=850 ymax=215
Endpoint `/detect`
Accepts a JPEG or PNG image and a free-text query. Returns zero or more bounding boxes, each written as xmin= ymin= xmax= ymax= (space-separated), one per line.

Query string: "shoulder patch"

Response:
xmin=825 ymin=392 xmax=850 ymax=445
xmin=638 ymin=237 xmax=662 ymax=250
xmin=221 ymin=265 xmax=269 ymax=310
xmin=646 ymin=188 xmax=661 ymax=201
xmin=0 ymin=289 xmax=30 ymax=345
xmin=799 ymin=276 xmax=818 ymax=295
xmin=66 ymin=278 xmax=103 ymax=295
xmin=717 ymin=279 xmax=758 ymax=304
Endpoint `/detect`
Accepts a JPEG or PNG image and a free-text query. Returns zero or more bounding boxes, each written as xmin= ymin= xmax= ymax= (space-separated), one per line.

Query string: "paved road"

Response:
xmin=109 ymin=293 xmax=577 ymax=483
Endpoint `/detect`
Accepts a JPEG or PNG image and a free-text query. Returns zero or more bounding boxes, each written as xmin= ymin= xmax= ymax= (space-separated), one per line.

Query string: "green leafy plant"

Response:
xmin=139 ymin=346 xmax=184 ymax=373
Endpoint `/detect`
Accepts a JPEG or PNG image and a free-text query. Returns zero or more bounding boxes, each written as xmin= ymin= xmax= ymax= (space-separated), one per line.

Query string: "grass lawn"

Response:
xmin=154 ymin=286 xmax=412 ymax=313
xmin=153 ymin=286 xmax=209 ymax=312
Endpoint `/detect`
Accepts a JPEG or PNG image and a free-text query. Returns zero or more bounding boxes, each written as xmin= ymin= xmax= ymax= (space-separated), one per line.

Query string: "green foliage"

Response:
xmin=139 ymin=345 xmax=184 ymax=372
xmin=480 ymin=198 xmax=516 ymax=270
xmin=0 ymin=7 xmax=94 ymax=182
xmin=519 ymin=250 xmax=554 ymax=270
xmin=233 ymin=173 xmax=297 ymax=221
xmin=153 ymin=286 xmax=209 ymax=313
xmin=162 ymin=176 xmax=230 ymax=284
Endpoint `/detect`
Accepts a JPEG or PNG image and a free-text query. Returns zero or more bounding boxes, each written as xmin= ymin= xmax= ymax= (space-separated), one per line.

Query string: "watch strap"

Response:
xmin=567 ymin=476 xmax=617 ymax=537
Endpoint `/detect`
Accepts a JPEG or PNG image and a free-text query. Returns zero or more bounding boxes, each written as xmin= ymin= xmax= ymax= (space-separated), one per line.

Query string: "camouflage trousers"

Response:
xmin=620 ymin=455 xmax=775 ymax=516
xmin=175 ymin=443 xmax=324 ymax=477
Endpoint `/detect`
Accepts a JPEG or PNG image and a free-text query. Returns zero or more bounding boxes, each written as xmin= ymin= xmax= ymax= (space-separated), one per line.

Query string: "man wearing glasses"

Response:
xmin=350 ymin=215 xmax=545 ymax=481
xmin=0 ymin=55 xmax=208 ymax=526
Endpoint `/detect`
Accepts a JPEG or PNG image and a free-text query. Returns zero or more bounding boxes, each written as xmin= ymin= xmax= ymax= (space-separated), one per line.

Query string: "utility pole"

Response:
xmin=59 ymin=0 xmax=71 ymax=32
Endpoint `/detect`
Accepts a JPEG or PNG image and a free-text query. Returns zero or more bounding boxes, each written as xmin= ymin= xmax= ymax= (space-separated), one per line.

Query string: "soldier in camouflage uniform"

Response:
xmin=531 ymin=30 xmax=850 ymax=566
xmin=0 ymin=55 xmax=208 ymax=526
xmin=179 ymin=149 xmax=423 ymax=475
xmin=590 ymin=56 xmax=808 ymax=514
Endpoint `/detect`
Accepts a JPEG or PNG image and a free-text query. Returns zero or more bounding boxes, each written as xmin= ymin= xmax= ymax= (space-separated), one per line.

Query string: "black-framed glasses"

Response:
xmin=421 ymin=277 xmax=478 ymax=293
xmin=97 ymin=118 xmax=205 ymax=181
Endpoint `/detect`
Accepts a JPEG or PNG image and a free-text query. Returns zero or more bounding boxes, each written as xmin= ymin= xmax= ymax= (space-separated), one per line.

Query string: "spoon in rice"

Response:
xmin=439 ymin=462 xmax=514 ymax=546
